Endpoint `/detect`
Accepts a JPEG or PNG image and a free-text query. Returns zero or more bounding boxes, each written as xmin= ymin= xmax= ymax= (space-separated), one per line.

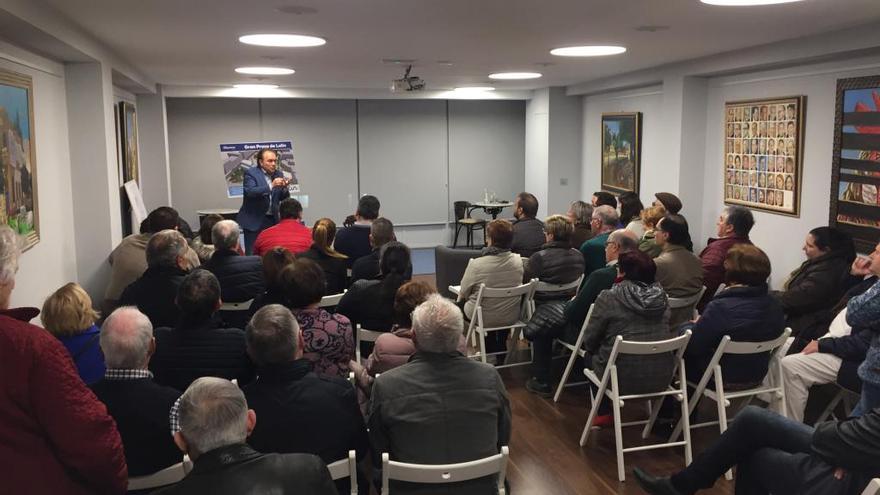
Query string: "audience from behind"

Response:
xmin=300 ymin=217 xmax=349 ymax=295
xmin=190 ymin=213 xmax=223 ymax=264
xmin=618 ymin=191 xmax=646 ymax=238
xmin=119 ymin=229 xmax=193 ymax=328
xmin=582 ymin=250 xmax=672 ymax=426
xmin=698 ymin=206 xmax=754 ymax=310
xmin=652 ymin=192 xmax=682 ymax=214
xmin=155 ymin=377 xmax=336 ymax=495
xmin=237 ymin=148 xmax=291 ymax=255
xmin=580 ymin=205 xmax=619 ymax=276
xmin=510 ymin=191 xmax=545 ymax=257
xmin=242 ymin=305 xmax=368 ymax=495
xmin=368 ymin=295 xmax=512 ymax=495
xmin=41 ymin=282 xmax=105 ymax=385
xmin=0 ymin=225 xmax=127 ymax=494
xmin=524 ymin=214 xmax=585 ymax=302
xmin=253 ymin=198 xmax=312 ymax=257
xmin=351 ymin=217 xmax=412 ymax=283
xmin=634 ymin=404 xmax=880 ymax=495
xmin=278 ymin=258 xmax=354 ymax=377
xmin=842 ymin=241 xmax=880 ymax=417
xmin=90 ymin=307 xmax=181 ymax=478
xmin=150 ymin=270 xmax=255 ymax=391
xmin=457 ymin=219 xmax=524 ymax=358
xmin=250 ymin=247 xmax=295 ymax=314
xmin=567 ymin=200 xmax=594 ymax=249
xmin=105 ymin=206 xmax=199 ymax=312
xmin=334 ymin=194 xmax=380 ymax=266
xmin=653 ymin=214 xmax=704 ymax=327
xmin=204 ymin=220 xmax=265 ymax=328
xmin=592 ymin=191 xmax=618 ymax=209
xmin=638 ymin=205 xmax=667 ymax=258
xmin=526 ymin=229 xmax=638 ymax=397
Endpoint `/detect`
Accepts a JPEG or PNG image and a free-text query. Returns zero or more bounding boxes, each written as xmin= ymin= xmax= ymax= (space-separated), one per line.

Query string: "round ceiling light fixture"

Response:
xmin=700 ymin=0 xmax=804 ymax=5
xmin=238 ymin=34 xmax=326 ymax=47
xmin=550 ymin=45 xmax=627 ymax=57
xmin=234 ymin=67 xmax=295 ymax=75
xmin=233 ymin=84 xmax=280 ymax=90
xmin=488 ymin=72 xmax=542 ymax=80
xmin=454 ymin=86 xmax=496 ymax=92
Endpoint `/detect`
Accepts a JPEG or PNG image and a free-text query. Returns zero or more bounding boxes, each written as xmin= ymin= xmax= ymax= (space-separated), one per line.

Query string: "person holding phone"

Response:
xmin=238 ymin=149 xmax=291 ymax=254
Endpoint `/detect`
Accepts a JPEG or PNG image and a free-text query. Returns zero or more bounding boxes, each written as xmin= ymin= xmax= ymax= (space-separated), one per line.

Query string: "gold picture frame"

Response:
xmin=0 ymin=68 xmax=39 ymax=250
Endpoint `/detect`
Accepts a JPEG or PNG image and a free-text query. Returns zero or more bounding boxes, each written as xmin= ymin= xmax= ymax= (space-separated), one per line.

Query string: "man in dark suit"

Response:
xmin=238 ymin=149 xmax=290 ymax=255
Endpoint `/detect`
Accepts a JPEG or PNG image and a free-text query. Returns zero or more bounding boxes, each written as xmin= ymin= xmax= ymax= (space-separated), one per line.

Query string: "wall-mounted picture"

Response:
xmin=723 ymin=96 xmax=805 ymax=216
xmin=830 ymin=76 xmax=880 ymax=253
xmin=601 ymin=112 xmax=642 ymax=194
xmin=118 ymin=101 xmax=139 ymax=184
xmin=0 ymin=69 xmax=39 ymax=250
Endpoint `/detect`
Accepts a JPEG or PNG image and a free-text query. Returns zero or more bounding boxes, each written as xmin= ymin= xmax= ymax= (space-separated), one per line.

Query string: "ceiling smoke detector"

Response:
xmin=390 ymin=64 xmax=425 ymax=92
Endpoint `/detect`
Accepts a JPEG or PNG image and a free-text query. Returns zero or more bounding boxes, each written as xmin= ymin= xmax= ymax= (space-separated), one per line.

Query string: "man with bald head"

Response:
xmin=91 ymin=306 xmax=182 ymax=477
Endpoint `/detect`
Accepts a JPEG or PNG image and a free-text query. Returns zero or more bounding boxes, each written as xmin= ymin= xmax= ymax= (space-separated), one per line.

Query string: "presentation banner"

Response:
xmin=219 ymin=140 xmax=299 ymax=198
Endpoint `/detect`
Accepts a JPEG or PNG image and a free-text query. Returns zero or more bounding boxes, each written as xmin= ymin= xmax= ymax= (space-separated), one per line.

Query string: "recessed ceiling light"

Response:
xmin=233 ymin=84 xmax=280 ymax=90
xmin=488 ymin=72 xmax=542 ymax=80
xmin=700 ymin=0 xmax=803 ymax=5
xmin=235 ymin=67 xmax=295 ymax=75
xmin=550 ymin=45 xmax=627 ymax=57
xmin=238 ymin=34 xmax=326 ymax=47
xmin=454 ymin=86 xmax=496 ymax=92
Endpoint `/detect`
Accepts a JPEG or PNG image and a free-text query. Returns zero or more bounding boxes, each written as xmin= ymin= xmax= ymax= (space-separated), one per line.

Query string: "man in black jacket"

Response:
xmin=204 ymin=220 xmax=264 ymax=328
xmin=242 ymin=304 xmax=369 ymax=495
xmin=350 ymin=217 xmax=412 ymax=283
xmin=510 ymin=192 xmax=545 ymax=258
xmin=155 ymin=377 xmax=336 ymax=495
xmin=634 ymin=405 xmax=880 ymax=495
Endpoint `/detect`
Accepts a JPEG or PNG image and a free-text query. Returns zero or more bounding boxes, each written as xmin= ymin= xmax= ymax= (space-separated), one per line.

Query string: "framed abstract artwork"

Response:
xmin=830 ymin=75 xmax=880 ymax=253
xmin=723 ymin=96 xmax=805 ymax=216
xmin=601 ymin=112 xmax=641 ymax=194
xmin=0 ymin=68 xmax=39 ymax=250
xmin=118 ymin=101 xmax=139 ymax=184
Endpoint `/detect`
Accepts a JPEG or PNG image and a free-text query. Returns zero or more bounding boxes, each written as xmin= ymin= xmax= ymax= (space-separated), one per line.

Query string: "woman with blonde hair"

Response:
xmin=638 ymin=205 xmax=667 ymax=258
xmin=299 ymin=217 xmax=348 ymax=294
xmin=42 ymin=282 xmax=105 ymax=384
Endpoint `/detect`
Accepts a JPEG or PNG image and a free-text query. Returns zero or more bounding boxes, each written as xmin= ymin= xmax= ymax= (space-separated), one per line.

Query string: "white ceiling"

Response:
xmin=42 ymin=0 xmax=880 ymax=91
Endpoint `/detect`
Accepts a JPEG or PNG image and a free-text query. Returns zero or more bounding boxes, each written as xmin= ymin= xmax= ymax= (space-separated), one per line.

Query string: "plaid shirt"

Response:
xmin=103 ymin=368 xmax=180 ymax=436
xmin=169 ymin=398 xmax=181 ymax=435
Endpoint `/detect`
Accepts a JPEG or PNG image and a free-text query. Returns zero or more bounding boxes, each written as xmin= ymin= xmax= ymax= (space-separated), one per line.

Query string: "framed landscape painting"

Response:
xmin=601 ymin=112 xmax=641 ymax=194
xmin=830 ymin=75 xmax=880 ymax=253
xmin=118 ymin=101 xmax=139 ymax=184
xmin=0 ymin=69 xmax=38 ymax=250
xmin=723 ymin=96 xmax=805 ymax=217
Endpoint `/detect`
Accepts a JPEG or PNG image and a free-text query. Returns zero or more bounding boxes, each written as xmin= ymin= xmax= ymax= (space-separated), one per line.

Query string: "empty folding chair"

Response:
xmin=326 ymin=450 xmax=358 ymax=495
xmin=381 ymin=446 xmax=509 ymax=495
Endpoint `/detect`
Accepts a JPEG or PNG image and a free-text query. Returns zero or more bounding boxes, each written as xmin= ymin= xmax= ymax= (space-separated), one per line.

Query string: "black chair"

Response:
xmin=453 ymin=201 xmax=486 ymax=248
xmin=434 ymin=245 xmax=481 ymax=299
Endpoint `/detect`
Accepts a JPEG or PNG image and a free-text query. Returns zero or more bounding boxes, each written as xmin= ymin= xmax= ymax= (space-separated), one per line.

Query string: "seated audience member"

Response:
xmin=368 ymin=295 xmax=511 ymax=495
xmin=633 ymin=406 xmax=880 ymax=495
xmin=526 ymin=229 xmax=638 ymax=397
xmin=582 ymin=250 xmax=672 ymax=425
xmin=190 ymin=213 xmax=223 ymax=264
xmin=41 ymin=282 xmax=105 ymax=385
xmin=151 ymin=270 xmax=255 ymax=391
xmin=510 ymin=192 xmax=545 ymax=257
xmin=279 ymin=258 xmax=354 ymax=378
xmin=105 ymin=206 xmax=199 ymax=311
xmin=91 ymin=307 xmax=181 ymax=477
xmin=524 ymin=214 xmax=585 ymax=301
xmin=697 ymin=206 xmax=754 ymax=311
xmin=253 ymin=198 xmax=312 ymax=257
xmin=568 ymin=200 xmax=594 ymax=249
xmin=243 ymin=305 xmax=368 ymax=495
xmin=581 ymin=205 xmax=619 ymax=276
xmin=682 ymin=245 xmax=784 ymax=386
xmin=350 ymin=217 xmax=412 ymax=283
xmin=250 ymin=247 xmax=295 ymax=313
xmin=155 ymin=377 xmax=336 ymax=495
xmin=338 ymin=241 xmax=411 ymax=333
xmin=844 ymin=242 xmax=880 ymax=417
xmin=592 ymin=191 xmax=617 ymax=209
xmin=300 ymin=218 xmax=349 ymax=295
xmin=0 ymin=225 xmax=127 ymax=494
xmin=457 ymin=220 xmax=524 ymax=356
xmin=654 ymin=214 xmax=703 ymax=327
xmin=775 ymin=227 xmax=856 ymax=351
xmin=619 ymin=191 xmax=646 ymax=238
xmin=335 ymin=194 xmax=380 ymax=265
xmin=204 ymin=220 xmax=265 ymax=328
xmin=119 ymin=229 xmax=192 ymax=328
xmin=653 ymin=191 xmax=683 ymax=214
xmin=638 ymin=205 xmax=666 ymax=258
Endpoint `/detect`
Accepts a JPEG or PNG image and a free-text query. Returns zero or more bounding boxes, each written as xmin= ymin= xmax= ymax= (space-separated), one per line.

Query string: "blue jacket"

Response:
xmin=237 ymin=165 xmax=289 ymax=232
xmin=684 ymin=284 xmax=785 ymax=385
xmin=847 ymin=279 xmax=880 ymax=386
xmin=58 ymin=324 xmax=106 ymax=385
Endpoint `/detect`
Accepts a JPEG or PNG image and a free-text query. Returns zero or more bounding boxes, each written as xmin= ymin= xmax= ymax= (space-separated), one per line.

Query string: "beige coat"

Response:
xmin=654 ymin=244 xmax=703 ymax=327
xmin=457 ymin=251 xmax=525 ymax=328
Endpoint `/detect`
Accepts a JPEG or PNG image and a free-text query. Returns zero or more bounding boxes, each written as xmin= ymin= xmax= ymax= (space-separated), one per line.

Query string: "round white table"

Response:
xmin=471 ymin=201 xmax=513 ymax=219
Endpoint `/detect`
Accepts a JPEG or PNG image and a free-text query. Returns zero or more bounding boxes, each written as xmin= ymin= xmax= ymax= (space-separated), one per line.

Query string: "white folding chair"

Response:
xmin=553 ymin=304 xmax=595 ymax=403
xmin=380 ymin=446 xmax=509 ymax=495
xmin=862 ymin=478 xmax=880 ymax=495
xmin=670 ymin=328 xmax=791 ymax=480
xmin=816 ymin=384 xmax=860 ymax=423
xmin=127 ymin=461 xmax=189 ymax=491
xmin=220 ymin=299 xmax=254 ymax=311
xmin=579 ymin=332 xmax=693 ymax=482
xmin=355 ymin=324 xmax=385 ymax=363
xmin=464 ymin=280 xmax=538 ymax=368
xmin=319 ymin=291 xmax=346 ymax=308
xmin=667 ymin=286 xmax=706 ymax=320
xmin=326 ymin=450 xmax=358 ymax=495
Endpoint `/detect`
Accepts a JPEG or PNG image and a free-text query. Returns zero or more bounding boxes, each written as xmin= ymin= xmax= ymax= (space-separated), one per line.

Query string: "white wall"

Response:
xmin=525 ymin=89 xmax=550 ymax=218
xmin=548 ymin=87 xmax=583 ymax=216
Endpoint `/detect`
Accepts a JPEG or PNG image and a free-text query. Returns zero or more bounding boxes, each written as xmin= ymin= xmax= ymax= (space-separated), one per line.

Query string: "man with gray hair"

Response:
xmin=204 ymin=220 xmax=264 ymax=328
xmin=351 ymin=217 xmax=412 ymax=283
xmin=91 ymin=307 xmax=182 ymax=477
xmin=580 ymin=204 xmax=620 ymax=277
xmin=119 ymin=229 xmax=192 ymax=327
xmin=155 ymin=377 xmax=336 ymax=495
xmin=368 ymin=294 xmax=511 ymax=494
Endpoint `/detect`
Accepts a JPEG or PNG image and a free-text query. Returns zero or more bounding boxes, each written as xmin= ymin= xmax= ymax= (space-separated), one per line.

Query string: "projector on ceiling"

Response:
xmin=390 ymin=65 xmax=425 ymax=92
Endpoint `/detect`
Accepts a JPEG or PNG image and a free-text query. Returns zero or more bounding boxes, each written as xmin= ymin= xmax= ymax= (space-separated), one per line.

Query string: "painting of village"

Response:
xmin=0 ymin=69 xmax=38 ymax=250
xmin=601 ymin=112 xmax=642 ymax=194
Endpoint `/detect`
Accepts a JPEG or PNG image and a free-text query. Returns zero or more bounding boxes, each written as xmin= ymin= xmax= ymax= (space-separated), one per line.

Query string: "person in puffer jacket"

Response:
xmin=845 ymin=241 xmax=880 ymax=417
xmin=523 ymin=214 xmax=585 ymax=302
